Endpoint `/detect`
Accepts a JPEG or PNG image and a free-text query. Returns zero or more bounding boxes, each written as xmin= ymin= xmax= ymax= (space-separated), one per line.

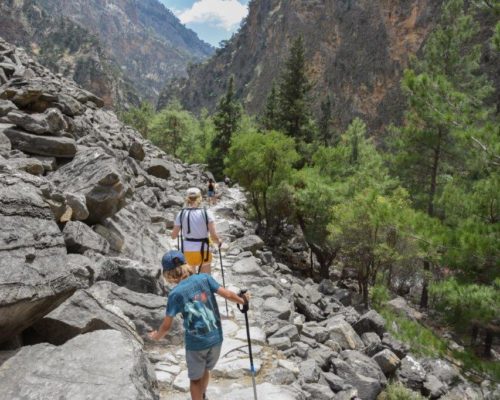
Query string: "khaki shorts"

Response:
xmin=186 ymin=344 xmax=222 ymax=380
xmin=184 ymin=251 xmax=212 ymax=267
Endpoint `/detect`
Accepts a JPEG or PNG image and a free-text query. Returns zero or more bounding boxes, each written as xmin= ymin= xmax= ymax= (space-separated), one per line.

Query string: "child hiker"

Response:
xmin=149 ymin=250 xmax=249 ymax=400
xmin=172 ymin=187 xmax=221 ymax=274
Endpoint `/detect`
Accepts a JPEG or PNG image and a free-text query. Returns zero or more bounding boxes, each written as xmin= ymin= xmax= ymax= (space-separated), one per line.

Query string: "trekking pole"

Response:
xmin=177 ymin=236 xmax=180 ymax=251
xmin=219 ymin=243 xmax=229 ymax=317
xmin=237 ymin=289 xmax=258 ymax=400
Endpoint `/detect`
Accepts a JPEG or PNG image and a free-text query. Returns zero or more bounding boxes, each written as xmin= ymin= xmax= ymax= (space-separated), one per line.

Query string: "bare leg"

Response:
xmin=189 ymin=370 xmax=210 ymax=400
xmin=190 ymin=375 xmax=204 ymax=400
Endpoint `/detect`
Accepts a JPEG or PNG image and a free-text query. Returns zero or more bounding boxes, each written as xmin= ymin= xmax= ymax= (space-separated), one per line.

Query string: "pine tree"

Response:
xmin=208 ymin=76 xmax=242 ymax=179
xmin=277 ymin=36 xmax=313 ymax=143
xmin=389 ymin=0 xmax=494 ymax=308
xmin=260 ymin=82 xmax=280 ymax=131
xmin=318 ymin=96 xmax=334 ymax=146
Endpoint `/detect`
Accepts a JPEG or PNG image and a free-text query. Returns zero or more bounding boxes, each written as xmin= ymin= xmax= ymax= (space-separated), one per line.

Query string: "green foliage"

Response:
xmin=208 ymin=76 xmax=242 ymax=179
xmin=225 ymin=130 xmax=299 ymax=234
xmin=371 ymin=283 xmax=391 ymax=309
xmin=260 ymin=82 xmax=280 ymax=131
xmin=291 ymin=167 xmax=339 ymax=277
xmin=149 ymin=100 xmax=204 ymax=160
xmin=430 ymin=278 xmax=500 ymax=328
xmin=277 ymin=36 xmax=315 ymax=143
xmin=329 ymin=188 xmax=420 ymax=307
xmin=120 ymin=102 xmax=155 ymax=138
xmin=378 ymin=382 xmax=426 ymax=400
xmin=378 ymin=306 xmax=500 ymax=381
xmin=494 ymin=22 xmax=500 ymax=51
xmin=318 ymin=96 xmax=334 ymax=146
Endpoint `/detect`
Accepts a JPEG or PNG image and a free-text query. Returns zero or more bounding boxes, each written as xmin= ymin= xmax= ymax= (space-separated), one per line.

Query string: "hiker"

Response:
xmin=172 ymin=187 xmax=221 ymax=274
xmin=149 ymin=250 xmax=249 ymax=400
xmin=207 ymin=178 xmax=216 ymax=206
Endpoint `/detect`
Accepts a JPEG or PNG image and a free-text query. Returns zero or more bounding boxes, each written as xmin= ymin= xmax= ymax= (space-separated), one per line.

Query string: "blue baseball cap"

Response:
xmin=162 ymin=250 xmax=186 ymax=271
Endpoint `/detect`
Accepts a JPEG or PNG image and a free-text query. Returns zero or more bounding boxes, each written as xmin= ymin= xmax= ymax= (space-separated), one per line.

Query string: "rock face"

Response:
xmin=160 ymin=0 xmax=443 ymax=131
xmin=0 ymin=330 xmax=159 ymax=400
xmin=0 ymin=168 xmax=87 ymax=344
xmin=161 ymin=0 xmax=498 ymax=135
xmin=0 ymin=0 xmax=213 ymax=107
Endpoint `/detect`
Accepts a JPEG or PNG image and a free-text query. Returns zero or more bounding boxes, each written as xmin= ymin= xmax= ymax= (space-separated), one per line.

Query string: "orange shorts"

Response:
xmin=184 ymin=251 xmax=212 ymax=267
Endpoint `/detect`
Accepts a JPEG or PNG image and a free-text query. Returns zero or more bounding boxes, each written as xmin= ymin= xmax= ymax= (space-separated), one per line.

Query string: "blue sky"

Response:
xmin=160 ymin=0 xmax=249 ymax=47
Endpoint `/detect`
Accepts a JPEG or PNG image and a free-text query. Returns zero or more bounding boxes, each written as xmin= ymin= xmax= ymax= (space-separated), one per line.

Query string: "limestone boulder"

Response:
xmin=230 ymin=234 xmax=265 ymax=254
xmin=353 ymin=310 xmax=386 ymax=337
xmin=0 ymin=330 xmax=159 ymax=400
xmin=50 ymin=148 xmax=132 ymax=223
xmin=63 ymin=221 xmax=110 ymax=254
xmin=0 ymin=170 xmax=86 ymax=344
xmin=3 ymin=127 xmax=76 ymax=157
xmin=326 ymin=317 xmax=364 ymax=350
xmin=5 ymin=108 xmax=66 ymax=134
xmin=145 ymin=158 xmax=178 ymax=180
xmin=332 ymin=350 xmax=387 ymax=400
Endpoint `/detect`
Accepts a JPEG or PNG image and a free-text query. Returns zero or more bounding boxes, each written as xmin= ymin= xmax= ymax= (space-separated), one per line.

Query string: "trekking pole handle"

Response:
xmin=237 ymin=289 xmax=249 ymax=313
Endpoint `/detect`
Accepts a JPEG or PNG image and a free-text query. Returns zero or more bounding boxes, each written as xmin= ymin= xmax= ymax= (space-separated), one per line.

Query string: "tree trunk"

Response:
xmin=471 ymin=324 xmax=479 ymax=346
xmin=420 ymin=128 xmax=442 ymax=309
xmin=484 ymin=328 xmax=493 ymax=358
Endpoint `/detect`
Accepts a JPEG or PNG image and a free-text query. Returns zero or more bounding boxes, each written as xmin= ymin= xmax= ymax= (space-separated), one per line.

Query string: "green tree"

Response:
xmin=329 ymin=188 xmax=419 ymax=308
xmin=292 ymin=168 xmax=339 ymax=278
xmin=225 ymin=130 xmax=299 ymax=235
xmin=430 ymin=278 xmax=500 ymax=357
xmin=120 ymin=101 xmax=154 ymax=138
xmin=149 ymin=100 xmax=201 ymax=159
xmin=318 ymin=95 xmax=334 ymax=146
xmin=260 ymin=82 xmax=280 ymax=131
xmin=208 ymin=76 xmax=242 ymax=179
xmin=389 ymin=0 xmax=494 ymax=308
xmin=277 ymin=36 xmax=314 ymax=143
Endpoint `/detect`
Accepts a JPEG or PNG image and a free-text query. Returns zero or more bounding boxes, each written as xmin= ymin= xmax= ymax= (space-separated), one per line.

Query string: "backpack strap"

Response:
xmin=178 ymin=208 xmax=185 ymax=253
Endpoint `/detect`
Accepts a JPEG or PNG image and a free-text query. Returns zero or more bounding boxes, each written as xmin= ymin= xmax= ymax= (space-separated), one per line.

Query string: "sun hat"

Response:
xmin=186 ymin=187 xmax=202 ymax=198
xmin=162 ymin=250 xmax=186 ymax=271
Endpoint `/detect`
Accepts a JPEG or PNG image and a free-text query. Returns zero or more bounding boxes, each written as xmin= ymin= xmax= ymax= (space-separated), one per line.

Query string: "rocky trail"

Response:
xmin=149 ymin=187 xmax=306 ymax=400
xmin=0 ymin=36 xmax=498 ymax=400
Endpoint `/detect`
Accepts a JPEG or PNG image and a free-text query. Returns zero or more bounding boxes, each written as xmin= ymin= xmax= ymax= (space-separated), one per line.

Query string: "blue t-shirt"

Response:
xmin=166 ymin=274 xmax=223 ymax=351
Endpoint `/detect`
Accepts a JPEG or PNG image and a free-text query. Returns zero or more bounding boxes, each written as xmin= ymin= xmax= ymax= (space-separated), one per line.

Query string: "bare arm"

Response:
xmin=217 ymin=287 xmax=249 ymax=305
xmin=148 ymin=316 xmax=173 ymax=341
xmin=171 ymin=225 xmax=180 ymax=240
xmin=208 ymin=222 xmax=221 ymax=246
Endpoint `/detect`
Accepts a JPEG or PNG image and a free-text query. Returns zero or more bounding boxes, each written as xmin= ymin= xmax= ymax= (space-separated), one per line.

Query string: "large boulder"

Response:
xmin=3 ymin=127 xmax=77 ymax=158
xmin=232 ymin=256 xmax=267 ymax=276
xmin=31 ymin=281 xmax=180 ymax=345
xmin=353 ymin=310 xmax=386 ymax=337
xmin=93 ymin=202 xmax=165 ymax=268
xmin=90 ymin=254 xmax=165 ymax=295
xmin=230 ymin=234 xmax=265 ymax=254
xmin=4 ymin=108 xmax=67 ymax=134
xmin=63 ymin=220 xmax=110 ymax=254
xmin=51 ymin=148 xmax=132 ymax=223
xmin=332 ymin=350 xmax=387 ymax=400
xmin=145 ymin=158 xmax=178 ymax=180
xmin=31 ymin=285 xmax=142 ymax=345
xmin=0 ymin=330 xmax=159 ymax=400
xmin=0 ymin=124 xmax=12 ymax=152
xmin=396 ymin=355 xmax=427 ymax=392
xmin=0 ymin=170 xmax=86 ymax=344
xmin=326 ymin=317 xmax=364 ymax=350
xmin=386 ymin=297 xmax=423 ymax=321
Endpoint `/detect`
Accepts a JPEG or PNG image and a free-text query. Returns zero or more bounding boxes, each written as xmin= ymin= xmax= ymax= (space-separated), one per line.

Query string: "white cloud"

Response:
xmin=178 ymin=0 xmax=248 ymax=31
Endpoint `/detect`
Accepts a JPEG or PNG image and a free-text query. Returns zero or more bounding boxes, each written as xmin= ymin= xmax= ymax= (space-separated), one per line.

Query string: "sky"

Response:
xmin=160 ymin=0 xmax=249 ymax=47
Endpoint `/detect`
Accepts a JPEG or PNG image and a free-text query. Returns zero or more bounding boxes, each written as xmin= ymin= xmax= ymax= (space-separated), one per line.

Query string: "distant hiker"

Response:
xmin=207 ymin=178 xmax=216 ymax=206
xmin=224 ymin=175 xmax=231 ymax=187
xmin=149 ymin=250 xmax=249 ymax=400
xmin=172 ymin=187 xmax=221 ymax=274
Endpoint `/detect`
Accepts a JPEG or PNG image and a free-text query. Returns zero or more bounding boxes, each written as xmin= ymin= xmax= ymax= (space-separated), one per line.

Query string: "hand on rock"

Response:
xmin=148 ymin=330 xmax=161 ymax=341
